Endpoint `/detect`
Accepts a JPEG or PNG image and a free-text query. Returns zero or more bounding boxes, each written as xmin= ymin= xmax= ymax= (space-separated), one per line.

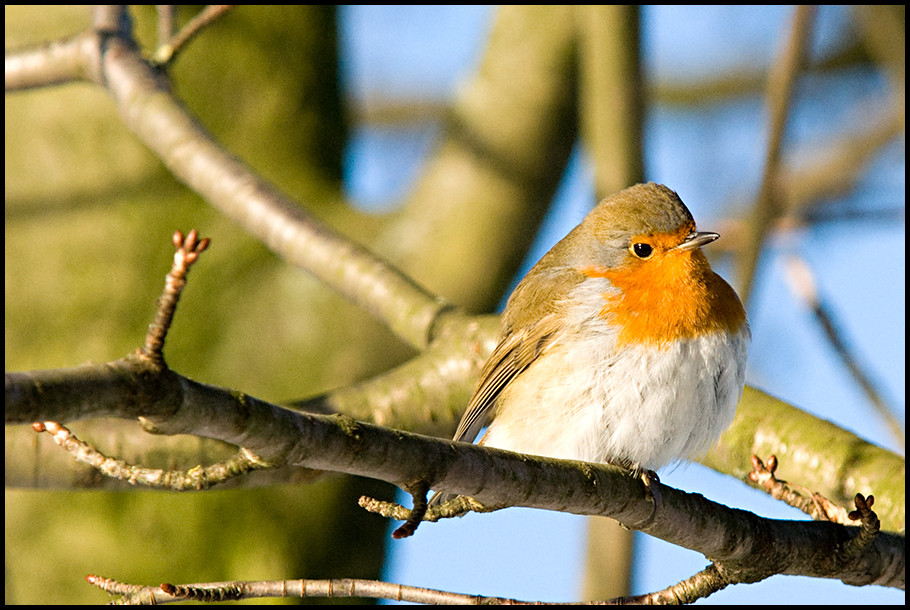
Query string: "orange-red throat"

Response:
xmin=581 ymin=226 xmax=746 ymax=349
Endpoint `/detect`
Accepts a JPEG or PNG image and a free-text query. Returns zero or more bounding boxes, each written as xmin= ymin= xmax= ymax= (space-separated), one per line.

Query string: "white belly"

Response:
xmin=481 ymin=325 xmax=749 ymax=471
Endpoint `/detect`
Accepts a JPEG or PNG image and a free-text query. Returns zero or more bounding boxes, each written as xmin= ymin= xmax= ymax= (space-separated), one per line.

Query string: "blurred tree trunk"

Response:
xmin=576 ymin=5 xmax=643 ymax=601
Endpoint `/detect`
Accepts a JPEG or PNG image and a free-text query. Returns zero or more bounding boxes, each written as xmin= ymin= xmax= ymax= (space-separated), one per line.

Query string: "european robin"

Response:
xmin=432 ymin=182 xmax=749 ymax=505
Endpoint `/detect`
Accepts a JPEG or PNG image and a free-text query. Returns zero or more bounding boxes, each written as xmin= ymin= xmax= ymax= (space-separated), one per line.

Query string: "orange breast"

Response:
xmin=582 ymin=248 xmax=746 ymax=349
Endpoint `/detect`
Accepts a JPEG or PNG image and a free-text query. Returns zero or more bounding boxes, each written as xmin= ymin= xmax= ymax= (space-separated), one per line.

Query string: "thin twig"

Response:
xmin=783 ymin=255 xmax=904 ymax=447
xmin=616 ymin=563 xmax=732 ymax=604
xmin=842 ymin=494 xmax=881 ymax=560
xmin=738 ymin=5 xmax=816 ymax=303
xmin=89 ymin=575 xmax=535 ymax=605
xmin=749 ymin=454 xmax=854 ymax=525
xmin=358 ymin=493 xmax=490 ymax=524
xmin=153 ymin=5 xmax=236 ymax=65
xmin=391 ymin=481 xmax=430 ymax=539
xmin=156 ymin=5 xmax=178 ymax=46
xmin=142 ymin=229 xmax=210 ymax=366
xmin=32 ymin=421 xmax=269 ymax=490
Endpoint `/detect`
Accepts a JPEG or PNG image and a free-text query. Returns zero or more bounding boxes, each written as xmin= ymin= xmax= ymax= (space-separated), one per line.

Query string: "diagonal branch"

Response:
xmin=5 ymin=27 xmax=450 ymax=351
xmin=103 ymin=37 xmax=451 ymax=350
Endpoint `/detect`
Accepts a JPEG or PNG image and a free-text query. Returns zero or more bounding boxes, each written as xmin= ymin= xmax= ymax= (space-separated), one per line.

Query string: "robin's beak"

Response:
xmin=675 ymin=231 xmax=719 ymax=251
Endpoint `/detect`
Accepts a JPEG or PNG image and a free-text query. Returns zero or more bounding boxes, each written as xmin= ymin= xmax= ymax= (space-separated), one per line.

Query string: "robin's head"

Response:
xmin=570 ymin=182 xmax=703 ymax=266
xmin=573 ymin=183 xmax=747 ymax=347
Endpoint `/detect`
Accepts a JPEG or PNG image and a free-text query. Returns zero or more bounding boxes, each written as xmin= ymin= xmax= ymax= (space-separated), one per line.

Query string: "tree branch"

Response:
xmin=7 ymin=358 xmax=904 ymax=589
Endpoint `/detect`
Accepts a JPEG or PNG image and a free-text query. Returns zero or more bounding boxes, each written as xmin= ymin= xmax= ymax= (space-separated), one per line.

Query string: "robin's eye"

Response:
xmin=632 ymin=243 xmax=653 ymax=259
